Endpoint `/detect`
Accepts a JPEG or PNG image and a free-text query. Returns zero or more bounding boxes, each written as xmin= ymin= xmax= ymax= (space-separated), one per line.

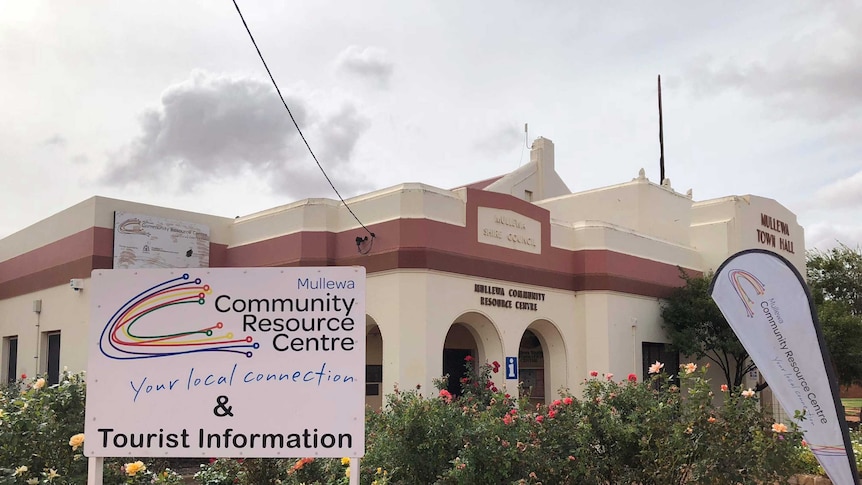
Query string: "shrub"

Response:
xmin=362 ymin=383 xmax=471 ymax=484
xmin=0 ymin=363 xmax=829 ymax=485
xmin=360 ymin=360 xmax=809 ymax=485
xmin=0 ymin=371 xmax=184 ymax=485
xmin=0 ymin=372 xmax=88 ymax=484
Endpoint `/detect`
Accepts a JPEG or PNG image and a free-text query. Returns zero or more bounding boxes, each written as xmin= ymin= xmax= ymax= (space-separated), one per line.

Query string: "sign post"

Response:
xmin=85 ymin=267 xmax=366 ymax=478
xmin=86 ymin=457 xmax=103 ymax=485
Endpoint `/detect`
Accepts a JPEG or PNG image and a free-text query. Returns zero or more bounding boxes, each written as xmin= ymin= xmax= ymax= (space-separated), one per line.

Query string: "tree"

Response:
xmin=660 ymin=270 xmax=755 ymax=389
xmin=807 ymin=243 xmax=862 ymax=388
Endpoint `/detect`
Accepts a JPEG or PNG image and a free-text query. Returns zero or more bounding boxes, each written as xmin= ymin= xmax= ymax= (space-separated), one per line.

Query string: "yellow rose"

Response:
xmin=13 ymin=466 xmax=28 ymax=476
xmin=69 ymin=433 xmax=85 ymax=451
xmin=341 ymin=457 xmax=350 ymax=466
xmin=33 ymin=378 xmax=46 ymax=390
xmin=124 ymin=461 xmax=146 ymax=476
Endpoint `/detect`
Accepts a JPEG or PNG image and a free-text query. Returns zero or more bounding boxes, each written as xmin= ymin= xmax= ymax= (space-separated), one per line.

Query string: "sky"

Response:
xmin=1 ymin=1 xmax=860 ymax=251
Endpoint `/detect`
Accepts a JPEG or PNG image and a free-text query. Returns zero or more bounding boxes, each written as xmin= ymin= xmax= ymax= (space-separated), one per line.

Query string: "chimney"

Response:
xmin=530 ymin=137 xmax=554 ymax=200
xmin=530 ymin=137 xmax=555 ymax=170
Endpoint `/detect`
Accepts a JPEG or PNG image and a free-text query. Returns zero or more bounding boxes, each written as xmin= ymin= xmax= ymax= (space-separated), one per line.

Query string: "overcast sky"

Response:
xmin=1 ymin=1 xmax=860 ymax=252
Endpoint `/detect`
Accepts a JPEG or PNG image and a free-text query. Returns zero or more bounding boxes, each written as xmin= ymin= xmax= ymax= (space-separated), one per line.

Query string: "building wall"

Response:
xmin=0 ymin=283 xmax=89 ymax=381
xmin=691 ymin=195 xmax=804 ymax=274
xmin=538 ymin=177 xmax=694 ymax=248
xmin=0 ymin=164 xmax=805 ymax=407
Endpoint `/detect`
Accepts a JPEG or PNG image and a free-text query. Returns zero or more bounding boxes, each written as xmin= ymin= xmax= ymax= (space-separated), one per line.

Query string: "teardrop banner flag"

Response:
xmin=710 ymin=249 xmax=859 ymax=485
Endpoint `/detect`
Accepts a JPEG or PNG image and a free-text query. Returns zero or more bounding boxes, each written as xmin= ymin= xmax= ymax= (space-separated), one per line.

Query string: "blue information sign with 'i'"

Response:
xmin=505 ymin=357 xmax=518 ymax=380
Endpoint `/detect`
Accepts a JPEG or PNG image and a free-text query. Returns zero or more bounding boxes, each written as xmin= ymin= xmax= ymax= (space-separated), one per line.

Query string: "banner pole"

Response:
xmin=87 ymin=456 xmax=103 ymax=485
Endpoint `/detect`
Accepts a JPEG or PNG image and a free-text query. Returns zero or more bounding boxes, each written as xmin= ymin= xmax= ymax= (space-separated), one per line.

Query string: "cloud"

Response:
xmin=41 ymin=134 xmax=66 ymax=147
xmin=333 ymin=46 xmax=394 ymax=89
xmin=269 ymin=103 xmax=373 ymax=196
xmin=813 ymin=169 xmax=862 ymax=209
xmin=684 ymin=3 xmax=862 ymax=122
xmin=805 ymin=220 xmax=862 ymax=251
xmin=102 ymin=70 xmax=371 ymax=197
xmin=472 ymin=123 xmax=523 ymax=156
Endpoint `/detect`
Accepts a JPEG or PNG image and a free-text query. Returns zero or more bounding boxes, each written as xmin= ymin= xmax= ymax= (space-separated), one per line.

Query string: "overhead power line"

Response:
xmin=231 ymin=0 xmax=376 ymax=248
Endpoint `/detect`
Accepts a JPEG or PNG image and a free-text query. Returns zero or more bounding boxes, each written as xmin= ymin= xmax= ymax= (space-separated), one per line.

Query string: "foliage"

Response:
xmin=362 ymin=359 xmax=807 ymax=485
xmin=102 ymin=462 xmax=183 ymax=485
xmin=816 ymin=299 xmax=862 ymax=388
xmin=0 ymin=372 xmax=87 ymax=484
xmin=807 ymin=244 xmax=862 ymax=387
xmin=808 ymin=243 xmax=862 ymax=315
xmin=192 ymin=459 xmax=244 ymax=485
xmin=0 ymin=363 xmax=827 ymax=485
xmin=660 ymin=269 xmax=754 ymax=388
xmin=0 ymin=371 xmax=188 ymax=485
xmin=361 ymin=382 xmax=470 ymax=484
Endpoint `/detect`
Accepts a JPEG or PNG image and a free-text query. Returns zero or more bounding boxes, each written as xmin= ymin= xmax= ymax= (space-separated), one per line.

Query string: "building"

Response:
xmin=0 ymin=138 xmax=805 ymax=409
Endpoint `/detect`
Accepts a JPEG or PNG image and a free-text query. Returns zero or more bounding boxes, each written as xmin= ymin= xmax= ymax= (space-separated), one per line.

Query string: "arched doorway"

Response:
xmin=518 ymin=330 xmax=545 ymax=404
xmin=518 ymin=319 xmax=566 ymax=405
xmin=442 ymin=323 xmax=476 ymax=397
xmin=442 ymin=312 xmax=503 ymax=397
xmin=365 ymin=316 xmax=383 ymax=410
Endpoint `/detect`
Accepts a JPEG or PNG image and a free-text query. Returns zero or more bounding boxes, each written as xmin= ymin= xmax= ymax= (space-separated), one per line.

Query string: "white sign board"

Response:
xmin=113 ymin=212 xmax=211 ymax=269
xmin=85 ymin=267 xmax=365 ymax=458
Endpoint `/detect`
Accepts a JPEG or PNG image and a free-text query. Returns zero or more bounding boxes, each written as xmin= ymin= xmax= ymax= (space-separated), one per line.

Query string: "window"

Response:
xmin=642 ymin=342 xmax=679 ymax=384
xmin=366 ymin=364 xmax=382 ymax=396
xmin=44 ymin=332 xmax=61 ymax=385
xmin=3 ymin=336 xmax=17 ymax=384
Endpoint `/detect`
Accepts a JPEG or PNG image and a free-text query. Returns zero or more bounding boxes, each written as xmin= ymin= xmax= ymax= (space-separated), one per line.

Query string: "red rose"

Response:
xmin=464 ymin=355 xmax=473 ymax=362
xmin=627 ymin=373 xmax=637 ymax=383
xmin=589 ymin=371 xmax=598 ymax=377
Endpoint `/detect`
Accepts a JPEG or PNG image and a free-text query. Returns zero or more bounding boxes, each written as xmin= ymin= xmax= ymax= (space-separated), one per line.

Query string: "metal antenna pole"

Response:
xmin=658 ymin=75 xmax=665 ymax=183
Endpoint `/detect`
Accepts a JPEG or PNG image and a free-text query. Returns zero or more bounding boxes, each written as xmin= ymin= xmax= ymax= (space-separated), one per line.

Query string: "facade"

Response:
xmin=0 ymin=138 xmax=805 ymax=409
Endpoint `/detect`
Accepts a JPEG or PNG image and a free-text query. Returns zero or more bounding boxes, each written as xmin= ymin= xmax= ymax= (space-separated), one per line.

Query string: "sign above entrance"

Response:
xmin=477 ymin=207 xmax=541 ymax=255
xmin=85 ymin=267 xmax=366 ymax=458
xmin=474 ymin=283 xmax=545 ymax=311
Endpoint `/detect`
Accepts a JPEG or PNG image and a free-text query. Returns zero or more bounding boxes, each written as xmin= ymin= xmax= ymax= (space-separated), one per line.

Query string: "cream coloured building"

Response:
xmin=0 ymin=138 xmax=805 ymax=409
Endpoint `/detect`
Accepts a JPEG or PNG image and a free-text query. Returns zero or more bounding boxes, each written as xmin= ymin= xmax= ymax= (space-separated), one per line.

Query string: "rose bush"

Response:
xmin=0 ymin=371 xmax=181 ymax=485
xmin=0 ymin=364 xmax=849 ymax=484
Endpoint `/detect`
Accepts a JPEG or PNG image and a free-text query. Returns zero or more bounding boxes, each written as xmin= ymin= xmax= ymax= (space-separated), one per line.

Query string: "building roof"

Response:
xmin=450 ymin=174 xmax=506 ymax=191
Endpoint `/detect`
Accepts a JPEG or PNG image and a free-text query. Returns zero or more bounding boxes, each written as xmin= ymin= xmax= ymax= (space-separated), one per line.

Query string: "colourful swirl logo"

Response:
xmin=728 ymin=269 xmax=766 ymax=318
xmin=99 ymin=273 xmax=257 ymax=360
